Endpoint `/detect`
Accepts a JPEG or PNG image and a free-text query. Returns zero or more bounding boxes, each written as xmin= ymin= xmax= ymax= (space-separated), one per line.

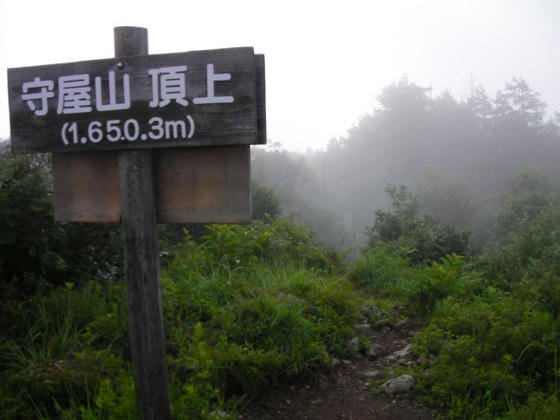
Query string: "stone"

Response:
xmin=359 ymin=305 xmax=385 ymax=317
xmin=384 ymin=354 xmax=397 ymax=364
xmin=366 ymin=343 xmax=384 ymax=359
xmin=363 ymin=370 xmax=380 ymax=378
xmin=348 ymin=336 xmax=361 ymax=353
xmin=381 ymin=374 xmax=415 ymax=395
xmin=393 ymin=344 xmax=412 ymax=359
xmin=394 ymin=320 xmax=407 ymax=330
xmin=277 ymin=293 xmax=305 ymax=306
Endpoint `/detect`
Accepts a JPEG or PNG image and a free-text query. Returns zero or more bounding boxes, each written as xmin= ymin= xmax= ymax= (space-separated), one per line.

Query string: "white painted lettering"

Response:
xmin=148 ymin=66 xmax=188 ymax=108
xmin=21 ymin=77 xmax=55 ymax=116
xmin=193 ymin=64 xmax=234 ymax=104
xmin=95 ymin=71 xmax=131 ymax=111
xmin=57 ymin=74 xmax=92 ymax=114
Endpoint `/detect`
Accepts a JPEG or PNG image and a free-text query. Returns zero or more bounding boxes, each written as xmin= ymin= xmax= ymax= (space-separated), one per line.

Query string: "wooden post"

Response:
xmin=115 ymin=26 xmax=172 ymax=420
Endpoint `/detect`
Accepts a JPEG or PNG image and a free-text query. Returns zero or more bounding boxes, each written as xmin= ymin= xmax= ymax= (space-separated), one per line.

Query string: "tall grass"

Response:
xmin=162 ymin=261 xmax=361 ymax=398
xmin=350 ymin=238 xmax=560 ymax=419
xmin=349 ymin=243 xmax=412 ymax=295
xmin=0 ymin=281 xmax=127 ymax=418
xmin=1 ymin=219 xmax=359 ymax=418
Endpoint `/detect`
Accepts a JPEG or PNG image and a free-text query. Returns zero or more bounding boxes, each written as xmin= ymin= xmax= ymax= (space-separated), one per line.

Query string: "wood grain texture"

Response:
xmin=155 ymin=146 xmax=250 ymax=223
xmin=53 ymin=146 xmax=251 ymax=223
xmin=53 ymin=152 xmax=120 ymax=222
xmin=116 ymin=26 xmax=172 ymax=420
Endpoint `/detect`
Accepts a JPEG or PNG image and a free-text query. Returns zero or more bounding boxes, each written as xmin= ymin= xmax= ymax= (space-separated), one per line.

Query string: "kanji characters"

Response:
xmin=21 ymin=77 xmax=55 ymax=116
xmin=20 ymin=62 xmax=235 ymax=116
xmin=95 ymin=71 xmax=131 ymax=111
xmin=148 ymin=65 xmax=189 ymax=108
xmin=57 ymin=74 xmax=92 ymax=114
xmin=147 ymin=63 xmax=234 ymax=108
xmin=193 ymin=64 xmax=234 ymax=104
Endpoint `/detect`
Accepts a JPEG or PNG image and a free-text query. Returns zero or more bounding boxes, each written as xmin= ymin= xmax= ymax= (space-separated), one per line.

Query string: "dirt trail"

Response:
xmin=240 ymin=314 xmax=438 ymax=420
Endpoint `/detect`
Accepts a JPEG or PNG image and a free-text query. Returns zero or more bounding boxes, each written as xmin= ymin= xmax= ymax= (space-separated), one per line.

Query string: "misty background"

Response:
xmin=3 ymin=4 xmax=560 ymax=416
xmin=2 ymin=0 xmax=560 ymax=152
xmin=2 ymin=1 xmax=560 ymax=255
xmin=251 ymin=76 xmax=560 ymax=253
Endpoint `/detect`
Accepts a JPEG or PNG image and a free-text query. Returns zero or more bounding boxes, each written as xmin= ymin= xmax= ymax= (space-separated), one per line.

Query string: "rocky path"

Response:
xmin=240 ymin=306 xmax=438 ymax=420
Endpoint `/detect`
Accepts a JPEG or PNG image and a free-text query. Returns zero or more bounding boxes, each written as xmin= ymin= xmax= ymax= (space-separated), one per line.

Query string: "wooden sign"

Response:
xmin=8 ymin=26 xmax=266 ymax=419
xmin=8 ymin=48 xmax=265 ymax=153
xmin=52 ymin=146 xmax=251 ymax=223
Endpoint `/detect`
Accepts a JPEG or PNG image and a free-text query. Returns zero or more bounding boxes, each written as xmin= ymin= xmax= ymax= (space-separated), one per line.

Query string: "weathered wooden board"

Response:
xmin=53 ymin=152 xmax=121 ymax=222
xmin=155 ymin=146 xmax=250 ymax=223
xmin=53 ymin=147 xmax=251 ymax=223
xmin=9 ymin=47 xmax=265 ymax=153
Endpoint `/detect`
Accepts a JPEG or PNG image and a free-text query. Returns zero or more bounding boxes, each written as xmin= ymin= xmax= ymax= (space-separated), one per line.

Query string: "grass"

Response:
xmin=6 ymin=212 xmax=559 ymax=419
xmin=350 ymin=242 xmax=560 ymax=419
xmin=162 ymin=262 xmax=362 ymax=397
xmin=0 ymin=219 xmax=362 ymax=418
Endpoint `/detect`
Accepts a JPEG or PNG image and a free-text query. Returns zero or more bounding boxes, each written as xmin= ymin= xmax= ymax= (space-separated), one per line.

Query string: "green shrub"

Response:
xmin=162 ymin=240 xmax=361 ymax=400
xmin=404 ymin=254 xmax=484 ymax=316
xmin=0 ymin=147 xmax=121 ymax=299
xmin=403 ymin=172 xmax=560 ymax=419
xmin=1 ymin=211 xmax=358 ymax=416
xmin=0 ymin=281 xmax=127 ymax=418
xmin=413 ymin=290 xmax=560 ymax=419
xmin=505 ymin=393 xmax=560 ymax=420
xmin=251 ymin=181 xmax=281 ymax=222
xmin=349 ymin=243 xmax=411 ymax=294
xmin=92 ymin=373 xmax=137 ymax=419
xmin=167 ymin=218 xmax=345 ymax=276
xmin=351 ymin=246 xmax=485 ymax=316
xmin=366 ymin=184 xmax=471 ymax=264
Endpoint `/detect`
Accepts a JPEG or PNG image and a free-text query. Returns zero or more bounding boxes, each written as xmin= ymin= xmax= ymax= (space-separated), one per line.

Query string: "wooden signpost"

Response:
xmin=8 ymin=45 xmax=265 ymax=153
xmin=7 ymin=27 xmax=266 ymax=419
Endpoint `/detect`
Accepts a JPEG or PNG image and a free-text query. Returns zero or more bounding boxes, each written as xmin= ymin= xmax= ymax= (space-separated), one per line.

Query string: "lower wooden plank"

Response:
xmin=155 ymin=146 xmax=251 ymax=224
xmin=52 ymin=146 xmax=251 ymax=223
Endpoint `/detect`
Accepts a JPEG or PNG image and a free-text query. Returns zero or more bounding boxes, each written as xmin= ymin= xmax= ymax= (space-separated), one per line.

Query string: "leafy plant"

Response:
xmin=0 ymin=146 xmax=122 ymax=299
xmin=349 ymin=243 xmax=411 ymax=294
xmin=366 ymin=185 xmax=471 ymax=264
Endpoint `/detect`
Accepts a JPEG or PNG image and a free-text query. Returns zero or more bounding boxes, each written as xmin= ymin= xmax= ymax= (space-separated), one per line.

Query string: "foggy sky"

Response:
xmin=1 ymin=0 xmax=559 ymax=152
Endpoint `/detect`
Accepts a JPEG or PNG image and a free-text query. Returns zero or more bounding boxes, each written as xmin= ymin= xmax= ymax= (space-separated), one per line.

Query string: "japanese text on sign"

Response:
xmin=8 ymin=47 xmax=263 ymax=153
xmin=22 ymin=64 xmax=234 ymax=117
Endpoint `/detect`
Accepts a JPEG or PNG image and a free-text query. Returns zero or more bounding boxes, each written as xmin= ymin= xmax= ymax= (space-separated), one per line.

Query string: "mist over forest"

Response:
xmin=1 ymin=76 xmax=556 ymax=253
xmin=252 ymin=76 xmax=560 ymax=252
xmin=5 ymin=0 xmax=560 ymax=415
xmin=4 ymin=71 xmax=560 ymax=418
